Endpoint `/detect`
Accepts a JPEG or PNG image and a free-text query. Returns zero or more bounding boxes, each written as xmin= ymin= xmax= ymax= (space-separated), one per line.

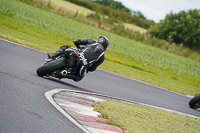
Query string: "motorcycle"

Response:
xmin=36 ymin=46 xmax=83 ymax=80
xmin=188 ymin=93 xmax=200 ymax=109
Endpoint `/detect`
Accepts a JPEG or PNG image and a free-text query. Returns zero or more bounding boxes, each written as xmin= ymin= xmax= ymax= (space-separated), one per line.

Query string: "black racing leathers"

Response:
xmin=60 ymin=39 xmax=105 ymax=81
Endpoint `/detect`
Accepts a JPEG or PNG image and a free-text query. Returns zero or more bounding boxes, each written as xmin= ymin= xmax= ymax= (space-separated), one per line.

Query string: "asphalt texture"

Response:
xmin=0 ymin=38 xmax=199 ymax=133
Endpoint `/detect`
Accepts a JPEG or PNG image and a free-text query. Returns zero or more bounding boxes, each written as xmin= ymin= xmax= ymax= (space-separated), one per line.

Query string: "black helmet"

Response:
xmin=97 ymin=36 xmax=109 ymax=50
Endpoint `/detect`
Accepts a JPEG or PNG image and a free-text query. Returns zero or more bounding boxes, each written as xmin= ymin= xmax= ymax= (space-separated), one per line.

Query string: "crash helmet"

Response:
xmin=97 ymin=36 xmax=109 ymax=50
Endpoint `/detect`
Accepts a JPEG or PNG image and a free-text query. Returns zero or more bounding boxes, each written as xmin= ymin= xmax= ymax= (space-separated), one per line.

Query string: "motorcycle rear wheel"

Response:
xmin=36 ymin=57 xmax=67 ymax=77
xmin=189 ymin=93 xmax=200 ymax=109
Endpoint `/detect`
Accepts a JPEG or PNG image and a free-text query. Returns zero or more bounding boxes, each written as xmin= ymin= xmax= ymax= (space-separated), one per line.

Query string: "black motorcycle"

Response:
xmin=36 ymin=46 xmax=82 ymax=80
xmin=189 ymin=93 xmax=200 ymax=109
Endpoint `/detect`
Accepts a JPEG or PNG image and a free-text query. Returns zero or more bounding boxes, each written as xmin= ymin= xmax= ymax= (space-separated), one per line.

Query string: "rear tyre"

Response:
xmin=36 ymin=57 xmax=67 ymax=77
xmin=189 ymin=93 xmax=200 ymax=109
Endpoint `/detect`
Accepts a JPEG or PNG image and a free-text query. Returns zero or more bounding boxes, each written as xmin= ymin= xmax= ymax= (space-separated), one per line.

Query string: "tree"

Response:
xmin=93 ymin=0 xmax=130 ymax=12
xmin=131 ymin=11 xmax=146 ymax=19
xmin=148 ymin=9 xmax=200 ymax=50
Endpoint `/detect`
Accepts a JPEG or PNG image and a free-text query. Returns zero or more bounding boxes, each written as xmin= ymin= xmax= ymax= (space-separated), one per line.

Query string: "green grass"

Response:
xmin=0 ymin=0 xmax=200 ymax=96
xmin=49 ymin=0 xmax=95 ymax=16
xmin=94 ymin=101 xmax=200 ymax=133
xmin=101 ymin=60 xmax=199 ymax=95
xmin=124 ymin=22 xmax=147 ymax=33
xmin=49 ymin=0 xmax=147 ymax=33
xmin=48 ymin=0 xmax=147 ymax=33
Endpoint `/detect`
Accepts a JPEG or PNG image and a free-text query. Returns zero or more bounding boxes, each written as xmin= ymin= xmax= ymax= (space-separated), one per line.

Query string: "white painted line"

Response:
xmin=55 ymin=100 xmax=101 ymax=117
xmin=84 ymin=126 xmax=120 ymax=133
xmin=45 ymin=89 xmax=90 ymax=133
xmin=0 ymin=38 xmax=46 ymax=53
xmin=97 ymin=68 xmax=193 ymax=98
xmin=48 ymin=89 xmax=200 ymax=119
xmin=60 ymin=105 xmax=101 ymax=117
xmin=54 ymin=98 xmax=94 ymax=111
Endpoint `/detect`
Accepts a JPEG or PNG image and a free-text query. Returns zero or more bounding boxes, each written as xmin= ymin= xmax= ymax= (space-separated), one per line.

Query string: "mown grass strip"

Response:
xmin=94 ymin=100 xmax=200 ymax=133
xmin=49 ymin=0 xmax=95 ymax=16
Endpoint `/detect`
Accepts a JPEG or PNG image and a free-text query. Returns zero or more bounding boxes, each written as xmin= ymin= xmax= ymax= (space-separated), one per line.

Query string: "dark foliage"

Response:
xmin=149 ymin=9 xmax=200 ymax=50
xmin=93 ymin=0 xmax=130 ymax=12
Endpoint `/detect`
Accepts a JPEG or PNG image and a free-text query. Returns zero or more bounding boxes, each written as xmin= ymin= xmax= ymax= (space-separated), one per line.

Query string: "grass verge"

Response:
xmin=94 ymin=100 xmax=200 ymax=133
xmin=49 ymin=0 xmax=95 ymax=16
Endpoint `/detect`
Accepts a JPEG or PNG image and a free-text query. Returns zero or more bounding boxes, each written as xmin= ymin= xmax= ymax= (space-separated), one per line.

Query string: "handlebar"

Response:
xmin=73 ymin=40 xmax=82 ymax=49
xmin=75 ymin=44 xmax=82 ymax=49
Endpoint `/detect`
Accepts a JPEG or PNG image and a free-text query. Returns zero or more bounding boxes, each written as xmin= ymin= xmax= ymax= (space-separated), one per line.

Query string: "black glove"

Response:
xmin=73 ymin=39 xmax=81 ymax=46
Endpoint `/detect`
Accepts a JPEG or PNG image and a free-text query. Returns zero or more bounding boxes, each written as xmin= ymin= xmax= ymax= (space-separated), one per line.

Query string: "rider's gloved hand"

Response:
xmin=73 ymin=39 xmax=81 ymax=46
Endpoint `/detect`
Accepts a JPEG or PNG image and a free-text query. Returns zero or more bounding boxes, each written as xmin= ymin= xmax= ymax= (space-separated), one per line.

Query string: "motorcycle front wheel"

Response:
xmin=189 ymin=93 xmax=200 ymax=109
xmin=36 ymin=57 xmax=67 ymax=77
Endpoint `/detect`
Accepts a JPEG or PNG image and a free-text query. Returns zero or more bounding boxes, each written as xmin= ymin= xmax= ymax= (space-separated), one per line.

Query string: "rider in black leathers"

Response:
xmin=47 ymin=36 xmax=109 ymax=82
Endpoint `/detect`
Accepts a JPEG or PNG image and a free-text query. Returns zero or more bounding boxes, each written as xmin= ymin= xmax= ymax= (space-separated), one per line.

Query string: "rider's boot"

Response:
xmin=47 ymin=49 xmax=64 ymax=59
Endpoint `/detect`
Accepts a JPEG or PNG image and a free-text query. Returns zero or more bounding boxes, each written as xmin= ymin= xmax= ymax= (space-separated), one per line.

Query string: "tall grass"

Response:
xmin=19 ymin=0 xmax=200 ymax=62
xmin=110 ymin=24 xmax=200 ymax=62
xmin=0 ymin=0 xmax=199 ymax=95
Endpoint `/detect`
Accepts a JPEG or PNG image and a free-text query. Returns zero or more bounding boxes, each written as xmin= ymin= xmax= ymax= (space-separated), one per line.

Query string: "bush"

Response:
xmin=148 ymin=9 xmax=200 ymax=50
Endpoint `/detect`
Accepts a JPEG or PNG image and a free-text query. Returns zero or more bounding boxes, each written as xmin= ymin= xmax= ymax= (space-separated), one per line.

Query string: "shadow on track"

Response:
xmin=42 ymin=76 xmax=96 ymax=93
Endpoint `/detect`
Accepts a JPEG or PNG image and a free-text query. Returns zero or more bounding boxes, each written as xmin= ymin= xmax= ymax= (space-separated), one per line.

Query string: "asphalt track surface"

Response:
xmin=0 ymin=38 xmax=199 ymax=133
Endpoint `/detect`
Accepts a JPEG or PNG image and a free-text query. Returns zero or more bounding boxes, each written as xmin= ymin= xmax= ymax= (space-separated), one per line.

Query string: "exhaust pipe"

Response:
xmin=61 ymin=70 xmax=68 ymax=76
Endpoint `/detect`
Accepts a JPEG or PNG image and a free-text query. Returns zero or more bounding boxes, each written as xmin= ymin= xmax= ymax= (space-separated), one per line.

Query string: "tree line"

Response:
xmin=149 ymin=9 xmax=200 ymax=50
xmin=93 ymin=0 xmax=147 ymax=19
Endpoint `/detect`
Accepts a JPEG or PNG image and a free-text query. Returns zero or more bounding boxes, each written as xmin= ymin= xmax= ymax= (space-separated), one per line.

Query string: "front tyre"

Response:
xmin=189 ymin=93 xmax=200 ymax=109
xmin=36 ymin=57 xmax=67 ymax=77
